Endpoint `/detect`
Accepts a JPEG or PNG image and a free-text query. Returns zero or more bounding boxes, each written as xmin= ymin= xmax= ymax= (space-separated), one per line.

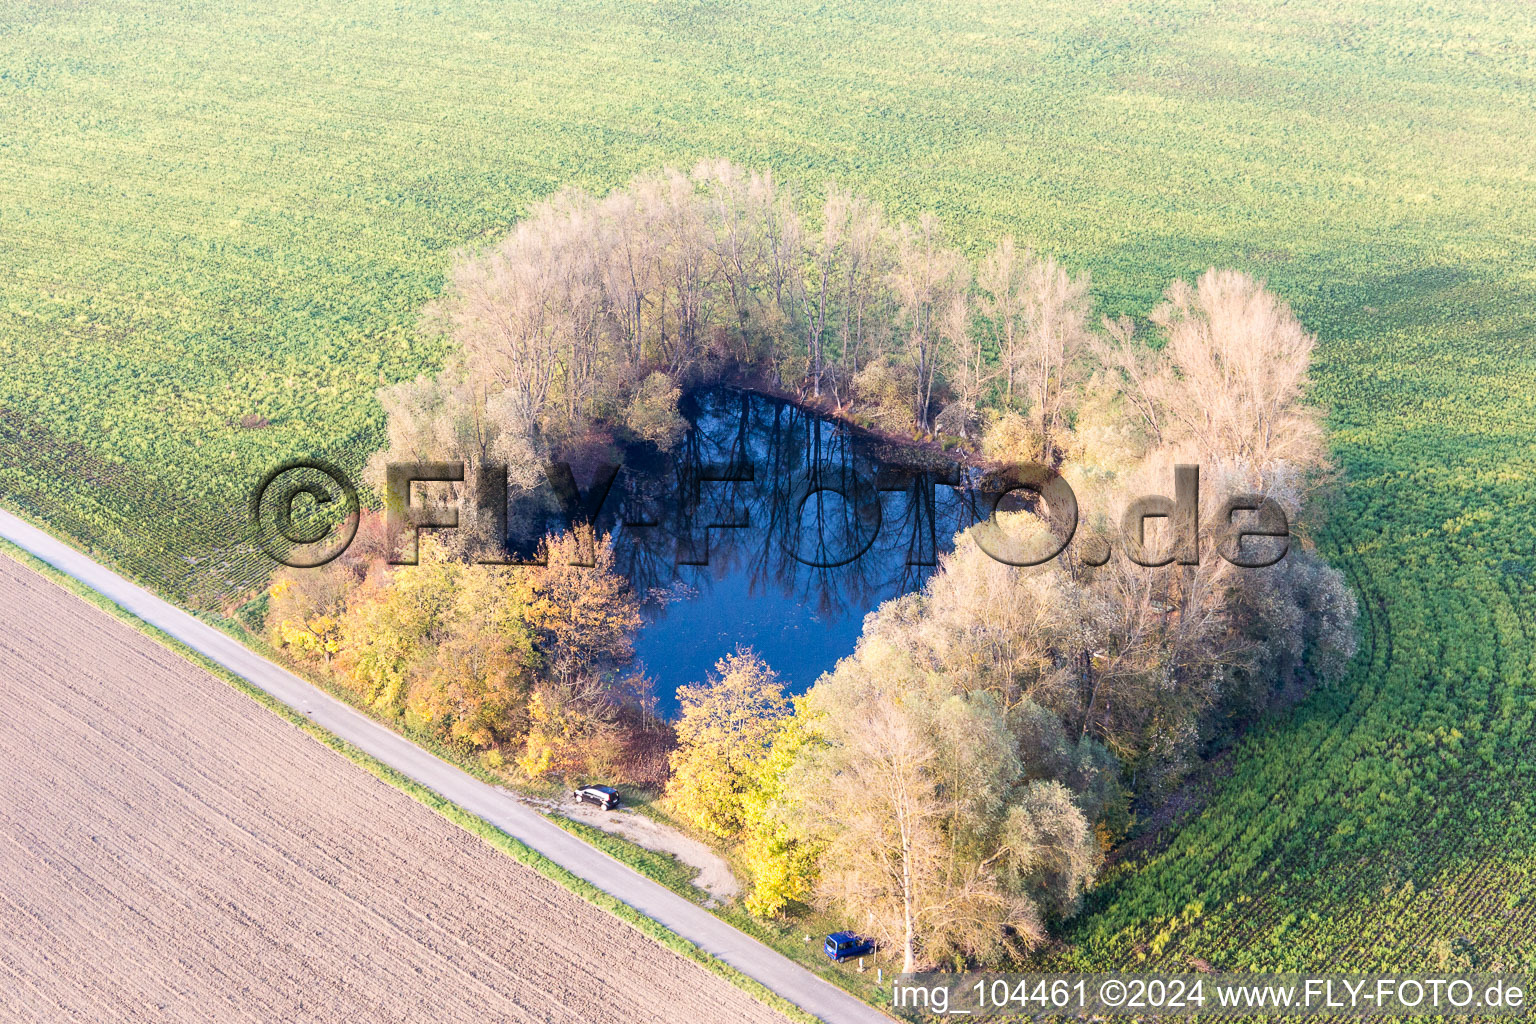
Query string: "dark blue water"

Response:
xmin=599 ymin=389 xmax=986 ymax=714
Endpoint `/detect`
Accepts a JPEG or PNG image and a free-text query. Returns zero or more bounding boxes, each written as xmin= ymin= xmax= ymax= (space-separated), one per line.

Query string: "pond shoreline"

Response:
xmin=600 ymin=383 xmax=991 ymax=712
xmin=556 ymin=373 xmax=995 ymax=484
xmin=712 ymin=371 xmax=996 ymax=473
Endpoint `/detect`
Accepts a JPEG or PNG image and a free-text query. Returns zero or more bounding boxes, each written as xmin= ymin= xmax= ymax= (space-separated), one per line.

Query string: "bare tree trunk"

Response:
xmin=898 ymin=788 xmax=917 ymax=973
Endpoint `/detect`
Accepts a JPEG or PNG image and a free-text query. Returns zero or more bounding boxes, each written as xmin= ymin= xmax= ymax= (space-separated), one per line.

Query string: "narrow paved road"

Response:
xmin=0 ymin=509 xmax=892 ymax=1024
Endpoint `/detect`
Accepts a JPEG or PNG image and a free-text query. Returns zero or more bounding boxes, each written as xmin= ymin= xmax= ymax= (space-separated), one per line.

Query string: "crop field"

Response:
xmin=4 ymin=0 xmax=1536 ymax=985
xmin=0 ymin=555 xmax=789 ymax=1024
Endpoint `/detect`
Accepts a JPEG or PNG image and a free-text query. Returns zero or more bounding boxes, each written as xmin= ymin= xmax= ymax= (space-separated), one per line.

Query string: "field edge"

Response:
xmin=0 ymin=536 xmax=824 ymax=1024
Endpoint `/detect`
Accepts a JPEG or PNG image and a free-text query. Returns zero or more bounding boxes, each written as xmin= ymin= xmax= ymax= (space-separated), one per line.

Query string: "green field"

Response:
xmin=5 ymin=0 xmax=1536 ymax=977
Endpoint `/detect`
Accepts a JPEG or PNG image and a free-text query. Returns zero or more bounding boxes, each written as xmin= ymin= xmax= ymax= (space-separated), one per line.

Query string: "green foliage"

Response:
xmin=624 ymin=371 xmax=689 ymax=448
xmin=234 ymin=592 xmax=269 ymax=634
xmin=4 ymin=0 xmax=1535 ymax=979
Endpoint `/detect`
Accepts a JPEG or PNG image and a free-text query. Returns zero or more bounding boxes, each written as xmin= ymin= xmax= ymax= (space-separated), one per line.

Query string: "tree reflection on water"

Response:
xmin=599 ymin=388 xmax=987 ymax=708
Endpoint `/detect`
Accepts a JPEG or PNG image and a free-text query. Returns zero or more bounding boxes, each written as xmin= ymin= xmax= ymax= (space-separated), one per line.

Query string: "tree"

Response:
xmin=803 ymin=185 xmax=890 ymax=399
xmin=667 ymin=648 xmax=791 ymax=838
xmin=997 ymin=780 xmax=1099 ymax=919
xmin=841 ymin=450 xmax=1354 ymax=797
xmin=368 ymin=367 xmax=548 ymax=563
xmin=737 ymin=706 xmax=823 ymax=916
xmin=785 ymin=639 xmax=1098 ymax=970
xmin=938 ymin=288 xmax=989 ymax=437
xmin=1148 ymin=269 xmax=1326 ymax=479
xmin=407 ymin=565 xmax=538 ymax=748
xmin=268 ymin=573 xmax=351 ymax=667
xmin=597 ymin=186 xmax=661 ymax=367
xmin=1017 ymin=252 xmax=1092 ymax=460
xmin=980 ymin=409 xmax=1046 ymax=466
xmin=624 ymin=371 xmax=688 ymax=448
xmin=437 ymin=200 xmax=575 ymax=438
xmin=1091 ymin=314 xmax=1167 ymax=451
xmin=334 ymin=537 xmax=460 ymax=713
xmin=852 ymin=354 xmax=921 ymax=433
xmin=266 ymin=512 xmax=385 ymax=666
xmin=693 ymin=160 xmax=803 ymax=369
xmin=695 ymin=159 xmax=770 ymax=362
xmin=383 ymin=161 xmax=900 ymax=454
xmin=835 ymin=190 xmax=894 ymax=396
xmin=524 ymin=525 xmax=642 ymax=682
xmin=802 ymin=187 xmax=843 ymax=397
xmin=517 ymin=684 xmax=613 ymax=779
xmin=643 ymin=167 xmax=714 ymax=376
xmin=888 ymin=214 xmax=968 ymax=430
xmin=977 ymin=236 xmax=1026 ymax=407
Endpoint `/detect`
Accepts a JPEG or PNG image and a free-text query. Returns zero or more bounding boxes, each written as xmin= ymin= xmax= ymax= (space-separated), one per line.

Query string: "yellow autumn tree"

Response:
xmin=737 ymin=705 xmax=823 ymax=917
xmin=273 ymin=607 xmax=343 ymax=665
xmin=268 ymin=574 xmax=352 ymax=666
xmin=667 ymin=648 xmax=791 ymax=838
xmin=524 ymin=524 xmax=642 ymax=682
xmin=517 ymin=684 xmax=614 ymax=780
xmin=334 ymin=538 xmax=459 ymax=713
xmin=407 ymin=565 xmax=538 ymax=748
xmin=665 ymin=651 xmax=823 ymax=916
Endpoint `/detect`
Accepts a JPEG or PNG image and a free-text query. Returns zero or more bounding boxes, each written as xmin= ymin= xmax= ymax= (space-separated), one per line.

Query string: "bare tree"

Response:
xmin=1148 ymin=269 xmax=1326 ymax=480
xmin=818 ymin=692 xmax=942 ymax=973
xmin=441 ymin=223 xmax=559 ymax=437
xmin=938 ymin=289 xmax=991 ymax=435
xmin=838 ymin=191 xmax=893 ymax=388
xmin=1091 ymin=314 xmax=1167 ymax=450
xmin=638 ymin=168 xmax=714 ymax=377
xmin=759 ymin=170 xmax=805 ymax=358
xmin=802 ymin=186 xmax=894 ymax=402
xmin=694 ymin=159 xmax=767 ymax=361
xmin=977 ymin=235 xmax=1024 ymax=407
xmin=802 ymin=188 xmax=843 ymax=397
xmin=1017 ymin=253 xmax=1092 ymax=460
xmin=597 ymin=187 xmax=662 ymax=369
xmin=888 ymin=214 xmax=968 ymax=430
xmin=541 ymin=189 xmax=608 ymax=423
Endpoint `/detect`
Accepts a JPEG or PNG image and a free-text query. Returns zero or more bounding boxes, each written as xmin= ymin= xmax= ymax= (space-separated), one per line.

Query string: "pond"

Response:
xmin=591 ymin=388 xmax=991 ymax=714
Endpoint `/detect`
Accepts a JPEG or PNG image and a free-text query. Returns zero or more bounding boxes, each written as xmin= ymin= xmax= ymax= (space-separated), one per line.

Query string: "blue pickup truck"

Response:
xmin=823 ymin=931 xmax=875 ymax=961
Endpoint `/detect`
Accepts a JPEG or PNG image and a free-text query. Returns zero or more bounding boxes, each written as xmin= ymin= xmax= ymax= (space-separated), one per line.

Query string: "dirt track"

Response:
xmin=0 ymin=556 xmax=787 ymax=1024
xmin=544 ymin=797 xmax=742 ymax=902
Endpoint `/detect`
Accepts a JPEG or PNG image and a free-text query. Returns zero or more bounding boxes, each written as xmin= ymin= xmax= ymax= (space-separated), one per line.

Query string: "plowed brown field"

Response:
xmin=0 ymin=556 xmax=787 ymax=1024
